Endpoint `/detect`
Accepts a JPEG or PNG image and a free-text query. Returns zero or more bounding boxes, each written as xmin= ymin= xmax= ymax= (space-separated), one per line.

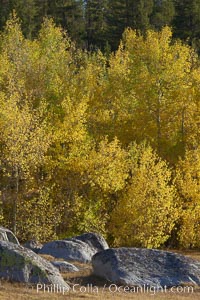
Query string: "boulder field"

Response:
xmin=1 ymin=231 xmax=200 ymax=290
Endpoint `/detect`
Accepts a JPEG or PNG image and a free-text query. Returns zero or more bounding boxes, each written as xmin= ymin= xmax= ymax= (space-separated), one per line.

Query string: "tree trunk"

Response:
xmin=13 ymin=166 xmax=19 ymax=235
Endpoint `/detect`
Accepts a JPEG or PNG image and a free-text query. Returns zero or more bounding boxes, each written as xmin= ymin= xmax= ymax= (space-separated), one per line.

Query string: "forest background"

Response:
xmin=0 ymin=0 xmax=199 ymax=250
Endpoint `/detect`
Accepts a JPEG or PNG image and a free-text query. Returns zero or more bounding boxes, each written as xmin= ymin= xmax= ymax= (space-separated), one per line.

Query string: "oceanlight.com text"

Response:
xmin=36 ymin=283 xmax=194 ymax=296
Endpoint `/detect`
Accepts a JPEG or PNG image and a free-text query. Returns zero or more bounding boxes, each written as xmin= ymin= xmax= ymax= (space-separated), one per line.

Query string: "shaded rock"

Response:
xmin=92 ymin=247 xmax=200 ymax=288
xmin=51 ymin=261 xmax=79 ymax=273
xmin=23 ymin=240 xmax=43 ymax=254
xmin=39 ymin=239 xmax=95 ymax=263
xmin=0 ymin=241 xmax=69 ymax=288
xmin=74 ymin=232 xmax=109 ymax=252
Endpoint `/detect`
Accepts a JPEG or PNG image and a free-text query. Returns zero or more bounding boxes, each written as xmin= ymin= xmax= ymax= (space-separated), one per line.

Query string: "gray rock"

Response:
xmin=39 ymin=239 xmax=95 ymax=263
xmin=23 ymin=240 xmax=43 ymax=254
xmin=0 ymin=241 xmax=69 ymax=289
xmin=74 ymin=232 xmax=109 ymax=252
xmin=92 ymin=247 xmax=200 ymax=288
xmin=51 ymin=261 xmax=79 ymax=273
xmin=39 ymin=232 xmax=109 ymax=264
xmin=0 ymin=226 xmax=20 ymax=245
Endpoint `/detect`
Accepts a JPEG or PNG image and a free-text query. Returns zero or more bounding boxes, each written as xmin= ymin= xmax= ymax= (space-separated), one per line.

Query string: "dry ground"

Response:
xmin=0 ymin=250 xmax=199 ymax=300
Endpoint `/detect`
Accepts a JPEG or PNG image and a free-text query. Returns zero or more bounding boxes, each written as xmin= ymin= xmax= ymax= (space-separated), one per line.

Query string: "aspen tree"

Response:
xmin=110 ymin=143 xmax=178 ymax=248
xmin=175 ymin=147 xmax=200 ymax=248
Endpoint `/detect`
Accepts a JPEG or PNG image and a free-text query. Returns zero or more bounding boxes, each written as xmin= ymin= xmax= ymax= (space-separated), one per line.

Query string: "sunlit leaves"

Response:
xmin=106 ymin=27 xmax=197 ymax=160
xmin=175 ymin=147 xmax=200 ymax=248
xmin=0 ymin=16 xmax=199 ymax=248
xmin=110 ymin=143 xmax=178 ymax=248
xmin=87 ymin=137 xmax=129 ymax=193
xmin=0 ymin=93 xmax=51 ymax=176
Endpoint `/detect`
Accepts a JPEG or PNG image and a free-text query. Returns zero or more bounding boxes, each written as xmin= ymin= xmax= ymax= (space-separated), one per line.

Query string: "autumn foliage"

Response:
xmin=0 ymin=15 xmax=199 ymax=249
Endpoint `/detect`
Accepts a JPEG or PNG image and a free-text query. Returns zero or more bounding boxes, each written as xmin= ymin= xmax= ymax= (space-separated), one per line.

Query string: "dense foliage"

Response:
xmin=0 ymin=15 xmax=199 ymax=249
xmin=0 ymin=1 xmax=200 ymax=52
